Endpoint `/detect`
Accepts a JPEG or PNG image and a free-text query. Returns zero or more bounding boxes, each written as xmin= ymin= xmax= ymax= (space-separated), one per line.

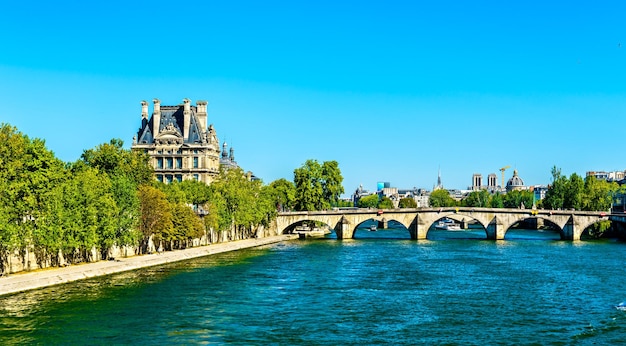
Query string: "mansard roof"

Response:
xmin=136 ymin=104 xmax=204 ymax=145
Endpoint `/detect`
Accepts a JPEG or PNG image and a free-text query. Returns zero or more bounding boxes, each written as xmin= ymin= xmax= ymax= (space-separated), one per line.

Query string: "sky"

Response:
xmin=1 ymin=1 xmax=625 ymax=196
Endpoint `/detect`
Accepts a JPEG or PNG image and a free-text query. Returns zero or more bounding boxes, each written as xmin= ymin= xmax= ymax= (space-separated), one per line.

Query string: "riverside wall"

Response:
xmin=0 ymin=232 xmax=297 ymax=296
xmin=2 ymin=222 xmax=283 ymax=275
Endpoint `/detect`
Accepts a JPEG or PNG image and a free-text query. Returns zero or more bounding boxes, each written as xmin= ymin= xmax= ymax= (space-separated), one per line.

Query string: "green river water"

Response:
xmin=1 ymin=226 xmax=625 ymax=345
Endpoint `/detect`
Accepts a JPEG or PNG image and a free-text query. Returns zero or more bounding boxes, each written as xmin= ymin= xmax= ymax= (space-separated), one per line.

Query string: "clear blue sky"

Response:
xmin=1 ymin=1 xmax=625 ymax=196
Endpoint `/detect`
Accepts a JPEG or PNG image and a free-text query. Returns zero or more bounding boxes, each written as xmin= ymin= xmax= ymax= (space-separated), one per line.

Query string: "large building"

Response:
xmin=132 ymin=98 xmax=221 ymax=184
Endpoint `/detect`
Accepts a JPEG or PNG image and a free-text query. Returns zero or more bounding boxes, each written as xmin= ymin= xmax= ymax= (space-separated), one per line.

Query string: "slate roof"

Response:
xmin=137 ymin=105 xmax=204 ymax=145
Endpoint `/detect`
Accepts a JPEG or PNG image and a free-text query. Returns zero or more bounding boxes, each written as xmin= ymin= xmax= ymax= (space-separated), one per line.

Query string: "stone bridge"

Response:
xmin=276 ymin=207 xmax=613 ymax=241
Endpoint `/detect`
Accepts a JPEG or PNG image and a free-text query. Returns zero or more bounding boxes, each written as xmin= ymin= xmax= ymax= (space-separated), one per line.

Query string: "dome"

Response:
xmin=506 ymin=169 xmax=525 ymax=191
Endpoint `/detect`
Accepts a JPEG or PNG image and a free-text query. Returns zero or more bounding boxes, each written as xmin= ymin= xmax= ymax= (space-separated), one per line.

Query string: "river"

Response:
xmin=1 ymin=225 xmax=625 ymax=345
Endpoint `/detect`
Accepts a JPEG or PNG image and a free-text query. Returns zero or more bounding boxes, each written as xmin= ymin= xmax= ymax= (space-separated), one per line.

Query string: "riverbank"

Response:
xmin=0 ymin=234 xmax=299 ymax=296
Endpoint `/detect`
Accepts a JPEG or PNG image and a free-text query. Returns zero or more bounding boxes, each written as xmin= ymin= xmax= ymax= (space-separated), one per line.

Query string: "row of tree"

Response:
xmin=0 ymin=124 xmax=346 ymax=273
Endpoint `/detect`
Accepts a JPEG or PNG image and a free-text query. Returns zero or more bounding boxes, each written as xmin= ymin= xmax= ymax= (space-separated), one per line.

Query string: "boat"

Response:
xmin=616 ymin=302 xmax=626 ymax=311
xmin=369 ymin=224 xmax=377 ymax=232
xmin=435 ymin=218 xmax=462 ymax=231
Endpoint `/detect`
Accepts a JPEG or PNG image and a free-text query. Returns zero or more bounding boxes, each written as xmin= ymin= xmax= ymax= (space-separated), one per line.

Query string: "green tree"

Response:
xmin=0 ymin=124 xmax=65 ymax=272
xmin=429 ymin=189 xmax=457 ymax=207
xmin=378 ymin=196 xmax=394 ymax=209
xmin=138 ymin=185 xmax=173 ymax=253
xmin=357 ymin=194 xmax=379 ymax=208
xmin=80 ymin=138 xmax=153 ymax=185
xmin=490 ymin=193 xmax=504 ymax=208
xmin=563 ymin=173 xmax=584 ymax=210
xmin=321 ymin=161 xmax=344 ymax=207
xmin=293 ymin=159 xmax=344 ymax=211
xmin=503 ymin=190 xmax=534 ymax=209
xmin=398 ymin=197 xmax=417 ymax=208
xmin=543 ymin=166 xmax=566 ymax=210
xmin=267 ymin=178 xmax=296 ymax=212
xmin=583 ymin=176 xmax=617 ymax=211
xmin=462 ymin=190 xmax=491 ymax=208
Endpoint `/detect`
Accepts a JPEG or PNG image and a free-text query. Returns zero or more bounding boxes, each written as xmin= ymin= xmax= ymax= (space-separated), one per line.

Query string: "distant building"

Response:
xmin=470 ymin=173 xmax=498 ymax=193
xmin=586 ymin=170 xmax=626 ymax=182
xmin=506 ymin=169 xmax=527 ymax=192
xmin=531 ymin=185 xmax=549 ymax=201
xmin=352 ymin=184 xmax=376 ymax=206
xmin=472 ymin=174 xmax=482 ymax=191
xmin=132 ymin=98 xmax=221 ymax=184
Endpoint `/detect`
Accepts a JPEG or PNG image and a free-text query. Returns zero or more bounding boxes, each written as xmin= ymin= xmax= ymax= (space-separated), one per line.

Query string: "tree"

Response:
xmin=462 ymin=190 xmax=491 ymax=208
xmin=293 ymin=159 xmax=344 ymax=211
xmin=321 ymin=161 xmax=344 ymax=207
xmin=137 ymin=185 xmax=173 ymax=253
xmin=490 ymin=193 xmax=504 ymax=208
xmin=563 ymin=173 xmax=584 ymax=210
xmin=80 ymin=138 xmax=153 ymax=185
xmin=357 ymin=194 xmax=379 ymax=208
xmin=583 ymin=176 xmax=617 ymax=211
xmin=0 ymin=124 xmax=65 ymax=272
xmin=429 ymin=189 xmax=457 ymax=207
xmin=503 ymin=190 xmax=534 ymax=209
xmin=543 ymin=166 xmax=567 ymax=210
xmin=378 ymin=196 xmax=394 ymax=209
xmin=398 ymin=197 xmax=417 ymax=208
xmin=267 ymin=178 xmax=296 ymax=212
xmin=210 ymin=167 xmax=276 ymax=235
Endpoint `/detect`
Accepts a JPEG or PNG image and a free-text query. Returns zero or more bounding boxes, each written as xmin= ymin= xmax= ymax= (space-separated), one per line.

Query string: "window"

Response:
xmin=166 ymin=175 xmax=173 ymax=184
xmin=166 ymin=158 xmax=173 ymax=169
xmin=175 ymin=175 xmax=182 ymax=182
xmin=193 ymin=174 xmax=199 ymax=181
xmin=193 ymin=157 xmax=199 ymax=168
xmin=157 ymin=158 xmax=163 ymax=169
xmin=176 ymin=157 xmax=182 ymax=168
xmin=156 ymin=174 xmax=163 ymax=182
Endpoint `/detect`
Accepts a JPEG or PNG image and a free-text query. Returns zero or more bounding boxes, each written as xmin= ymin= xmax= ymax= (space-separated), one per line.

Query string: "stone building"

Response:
xmin=506 ymin=169 xmax=526 ymax=192
xmin=132 ymin=98 xmax=221 ymax=184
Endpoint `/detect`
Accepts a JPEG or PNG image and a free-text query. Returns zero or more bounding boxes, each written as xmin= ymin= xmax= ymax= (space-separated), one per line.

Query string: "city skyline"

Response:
xmin=2 ymin=2 xmax=626 ymax=193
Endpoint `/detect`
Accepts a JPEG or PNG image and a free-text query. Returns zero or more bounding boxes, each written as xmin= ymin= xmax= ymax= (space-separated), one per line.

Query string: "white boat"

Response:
xmin=369 ymin=225 xmax=377 ymax=232
xmin=435 ymin=219 xmax=462 ymax=231
xmin=616 ymin=302 xmax=626 ymax=311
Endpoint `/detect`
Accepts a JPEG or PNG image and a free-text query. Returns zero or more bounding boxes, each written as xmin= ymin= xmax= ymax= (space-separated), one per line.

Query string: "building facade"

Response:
xmin=132 ymin=98 xmax=221 ymax=184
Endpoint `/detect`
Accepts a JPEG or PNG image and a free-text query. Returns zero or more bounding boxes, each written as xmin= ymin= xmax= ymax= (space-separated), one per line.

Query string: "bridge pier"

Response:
xmin=334 ymin=216 xmax=354 ymax=240
xmin=378 ymin=218 xmax=388 ymax=230
xmin=486 ymin=217 xmax=505 ymax=240
xmin=562 ymin=216 xmax=582 ymax=241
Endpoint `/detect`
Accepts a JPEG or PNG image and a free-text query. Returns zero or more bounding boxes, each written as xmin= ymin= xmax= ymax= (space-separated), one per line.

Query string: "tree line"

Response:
xmin=0 ymin=124 xmax=345 ymax=274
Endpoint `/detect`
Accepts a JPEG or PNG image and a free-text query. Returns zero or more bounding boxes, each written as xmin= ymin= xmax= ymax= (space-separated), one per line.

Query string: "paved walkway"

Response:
xmin=0 ymin=235 xmax=298 ymax=296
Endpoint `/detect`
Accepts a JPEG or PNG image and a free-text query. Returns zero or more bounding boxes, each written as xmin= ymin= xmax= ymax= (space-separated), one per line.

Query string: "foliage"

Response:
xmin=80 ymin=138 xmax=153 ymax=185
xmin=0 ymin=124 xmax=65 ymax=271
xmin=429 ymin=189 xmax=457 ymax=207
xmin=398 ymin=197 xmax=417 ymax=208
xmin=490 ymin=193 xmax=504 ymax=208
xmin=543 ymin=166 xmax=619 ymax=211
xmin=293 ymin=159 xmax=344 ymax=211
xmin=378 ymin=196 xmax=394 ymax=209
xmin=462 ymin=190 xmax=491 ymax=208
xmin=267 ymin=178 xmax=296 ymax=212
xmin=137 ymin=184 xmax=173 ymax=252
xmin=211 ymin=167 xmax=276 ymax=232
xmin=357 ymin=194 xmax=379 ymax=208
xmin=502 ymin=190 xmax=534 ymax=209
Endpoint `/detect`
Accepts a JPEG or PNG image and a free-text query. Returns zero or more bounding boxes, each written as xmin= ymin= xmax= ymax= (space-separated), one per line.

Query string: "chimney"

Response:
xmin=183 ymin=98 xmax=191 ymax=141
xmin=152 ymin=98 xmax=161 ymax=137
xmin=141 ymin=100 xmax=148 ymax=119
xmin=196 ymin=100 xmax=208 ymax=132
xmin=141 ymin=100 xmax=149 ymax=129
